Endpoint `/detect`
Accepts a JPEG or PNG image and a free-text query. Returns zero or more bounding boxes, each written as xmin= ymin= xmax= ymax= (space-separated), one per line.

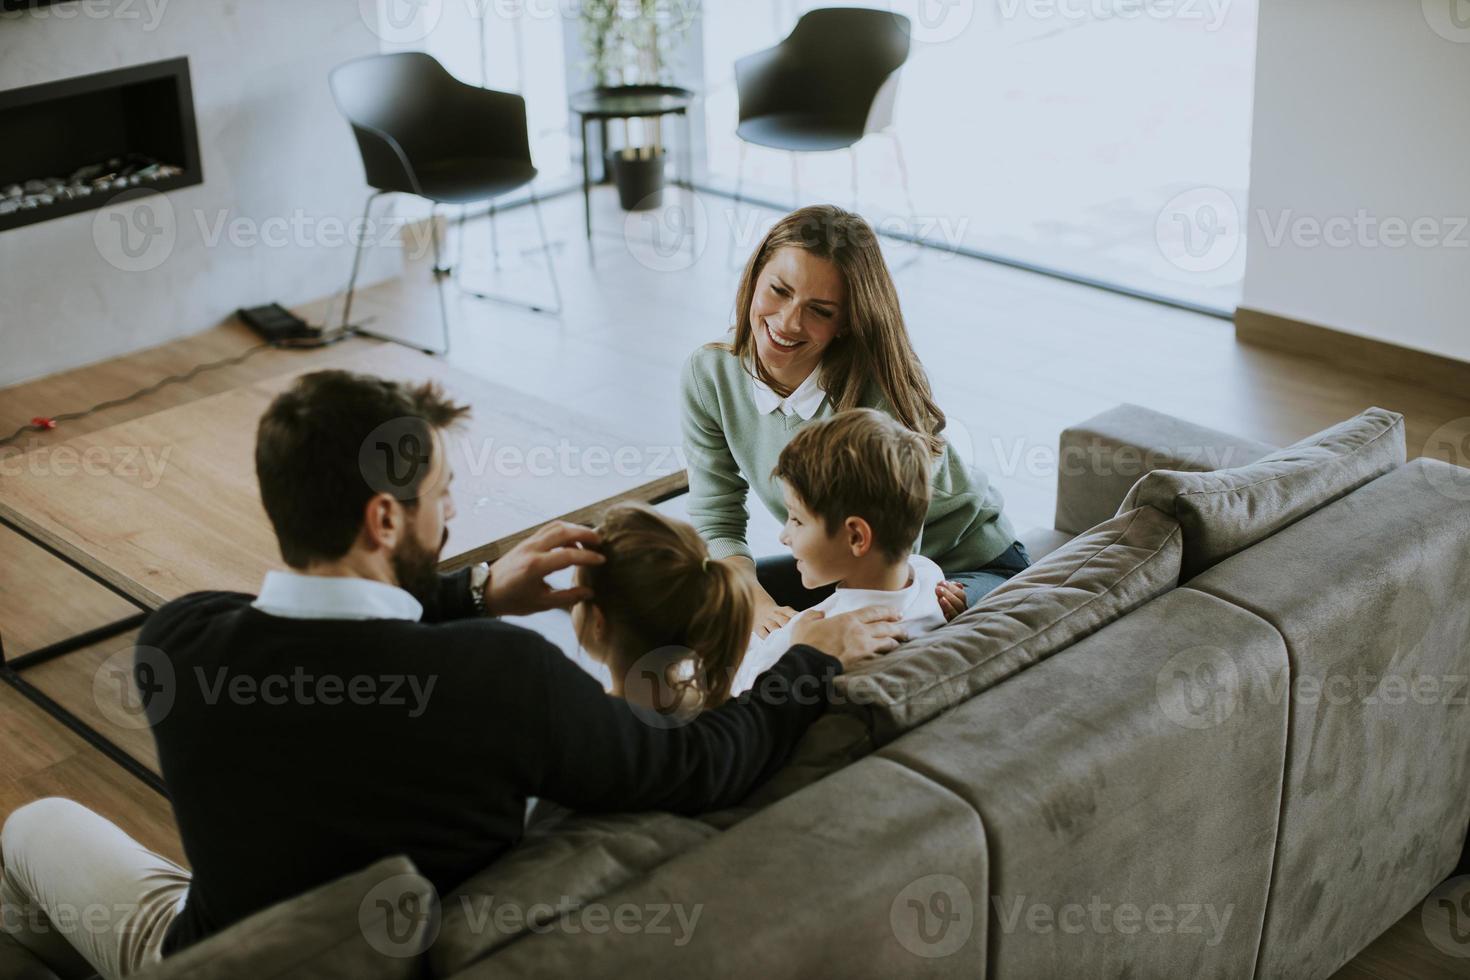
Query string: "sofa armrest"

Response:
xmin=1054 ymin=403 xmax=1277 ymax=534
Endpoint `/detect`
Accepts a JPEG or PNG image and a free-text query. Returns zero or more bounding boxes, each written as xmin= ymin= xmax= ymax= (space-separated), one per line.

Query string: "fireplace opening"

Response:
xmin=0 ymin=57 xmax=202 ymax=232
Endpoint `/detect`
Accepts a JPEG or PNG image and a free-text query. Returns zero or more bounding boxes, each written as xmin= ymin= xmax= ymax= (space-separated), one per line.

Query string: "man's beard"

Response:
xmin=392 ymin=527 xmax=448 ymax=606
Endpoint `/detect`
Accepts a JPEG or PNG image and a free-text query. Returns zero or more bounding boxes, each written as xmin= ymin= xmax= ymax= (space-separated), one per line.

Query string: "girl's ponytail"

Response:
xmin=586 ymin=504 xmax=756 ymax=711
xmin=683 ymin=555 xmax=755 ymax=707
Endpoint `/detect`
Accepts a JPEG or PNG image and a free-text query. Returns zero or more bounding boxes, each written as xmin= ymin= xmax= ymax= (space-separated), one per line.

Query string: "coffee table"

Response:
xmin=0 ymin=342 xmax=687 ymax=792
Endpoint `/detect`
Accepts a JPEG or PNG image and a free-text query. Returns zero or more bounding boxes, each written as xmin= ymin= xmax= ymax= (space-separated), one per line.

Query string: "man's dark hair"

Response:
xmin=255 ymin=370 xmax=470 ymax=568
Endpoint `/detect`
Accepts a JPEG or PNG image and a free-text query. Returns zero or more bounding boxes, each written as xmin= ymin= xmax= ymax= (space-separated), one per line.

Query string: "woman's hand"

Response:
xmin=752 ymin=588 xmax=798 ymax=638
xmin=721 ymin=555 xmax=796 ymax=637
xmin=936 ymin=580 xmax=968 ymax=622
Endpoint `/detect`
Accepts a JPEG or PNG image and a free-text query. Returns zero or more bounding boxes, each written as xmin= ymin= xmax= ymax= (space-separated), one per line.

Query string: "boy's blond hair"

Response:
xmin=772 ymin=408 xmax=933 ymax=563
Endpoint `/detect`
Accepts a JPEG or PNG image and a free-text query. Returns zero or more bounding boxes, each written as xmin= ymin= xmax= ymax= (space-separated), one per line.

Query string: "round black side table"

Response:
xmin=569 ymin=85 xmax=696 ymax=245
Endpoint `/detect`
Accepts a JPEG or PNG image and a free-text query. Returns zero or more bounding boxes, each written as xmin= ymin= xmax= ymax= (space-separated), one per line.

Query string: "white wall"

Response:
xmin=0 ymin=0 xmax=395 ymax=387
xmin=1242 ymin=0 xmax=1470 ymax=363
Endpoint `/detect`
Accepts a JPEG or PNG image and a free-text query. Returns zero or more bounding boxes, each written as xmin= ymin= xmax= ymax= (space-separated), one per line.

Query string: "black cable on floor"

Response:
xmin=0 ymin=325 xmax=363 ymax=449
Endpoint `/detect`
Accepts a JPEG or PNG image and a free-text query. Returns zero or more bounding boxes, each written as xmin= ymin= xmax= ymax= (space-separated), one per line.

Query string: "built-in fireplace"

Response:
xmin=0 ymin=57 xmax=202 ymax=233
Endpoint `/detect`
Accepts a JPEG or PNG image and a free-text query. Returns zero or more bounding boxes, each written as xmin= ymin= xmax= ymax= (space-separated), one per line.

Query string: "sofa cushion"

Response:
xmin=834 ymin=505 xmax=1183 ymax=744
xmin=431 ymin=811 xmax=717 ymax=976
xmin=134 ymin=856 xmax=431 ymax=980
xmin=1120 ymin=406 xmax=1405 ymax=579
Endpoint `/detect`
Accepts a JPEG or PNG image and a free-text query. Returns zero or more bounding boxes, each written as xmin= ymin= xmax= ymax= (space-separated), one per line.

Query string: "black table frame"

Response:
xmin=0 ymin=511 xmax=168 ymax=797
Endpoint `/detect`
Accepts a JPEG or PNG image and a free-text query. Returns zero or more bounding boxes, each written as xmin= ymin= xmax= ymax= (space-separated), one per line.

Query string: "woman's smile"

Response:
xmin=763 ymin=320 xmax=806 ymax=352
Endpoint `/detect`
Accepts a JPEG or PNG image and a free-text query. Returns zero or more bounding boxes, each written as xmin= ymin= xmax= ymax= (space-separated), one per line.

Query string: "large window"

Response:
xmin=699 ymin=0 xmax=1257 ymax=312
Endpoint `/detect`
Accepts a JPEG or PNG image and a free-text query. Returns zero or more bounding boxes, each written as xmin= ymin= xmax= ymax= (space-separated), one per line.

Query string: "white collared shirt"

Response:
xmin=751 ymin=369 xmax=827 ymax=421
xmin=252 ymin=570 xmax=424 ymax=622
xmin=730 ymin=554 xmax=947 ymax=696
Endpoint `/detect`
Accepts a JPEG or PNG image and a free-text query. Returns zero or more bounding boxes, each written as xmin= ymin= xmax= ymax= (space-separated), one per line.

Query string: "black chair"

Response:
xmin=733 ymin=8 xmax=915 ymax=217
xmin=329 ymin=52 xmax=561 ymax=355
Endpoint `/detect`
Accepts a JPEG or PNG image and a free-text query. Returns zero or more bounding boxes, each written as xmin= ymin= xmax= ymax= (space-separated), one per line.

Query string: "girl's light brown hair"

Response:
xmin=584 ymin=503 xmax=755 ymax=709
xmin=717 ymin=204 xmax=947 ymax=455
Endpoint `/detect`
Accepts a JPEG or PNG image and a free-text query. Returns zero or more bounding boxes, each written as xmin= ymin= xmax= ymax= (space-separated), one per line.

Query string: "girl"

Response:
xmin=572 ymin=503 xmax=755 ymax=717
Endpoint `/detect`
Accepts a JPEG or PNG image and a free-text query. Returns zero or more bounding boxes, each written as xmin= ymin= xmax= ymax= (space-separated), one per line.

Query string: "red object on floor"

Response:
xmin=30 ymin=417 xmax=57 ymax=429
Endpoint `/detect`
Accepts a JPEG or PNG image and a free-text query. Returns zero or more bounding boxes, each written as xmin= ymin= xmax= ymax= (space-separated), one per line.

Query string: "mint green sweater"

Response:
xmin=680 ymin=345 xmax=1016 ymax=572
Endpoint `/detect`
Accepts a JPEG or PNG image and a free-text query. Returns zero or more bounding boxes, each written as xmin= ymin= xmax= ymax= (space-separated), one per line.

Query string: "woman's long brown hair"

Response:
xmin=584 ymin=503 xmax=755 ymax=710
xmin=717 ymin=204 xmax=947 ymax=455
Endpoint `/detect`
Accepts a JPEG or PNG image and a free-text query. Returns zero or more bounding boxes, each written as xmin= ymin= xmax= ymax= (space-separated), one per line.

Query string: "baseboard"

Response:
xmin=1235 ymin=308 xmax=1470 ymax=400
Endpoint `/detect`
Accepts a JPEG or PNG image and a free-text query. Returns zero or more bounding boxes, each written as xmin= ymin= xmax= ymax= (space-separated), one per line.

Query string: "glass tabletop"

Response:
xmin=569 ymin=85 xmax=696 ymax=119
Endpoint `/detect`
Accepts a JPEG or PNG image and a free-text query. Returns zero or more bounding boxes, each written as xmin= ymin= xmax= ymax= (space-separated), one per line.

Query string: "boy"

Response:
xmin=731 ymin=408 xmax=945 ymax=696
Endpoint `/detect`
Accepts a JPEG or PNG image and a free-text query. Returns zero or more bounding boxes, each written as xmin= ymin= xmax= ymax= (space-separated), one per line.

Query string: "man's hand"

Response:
xmin=484 ymin=521 xmax=604 ymax=617
xmin=790 ymin=605 xmax=906 ymax=671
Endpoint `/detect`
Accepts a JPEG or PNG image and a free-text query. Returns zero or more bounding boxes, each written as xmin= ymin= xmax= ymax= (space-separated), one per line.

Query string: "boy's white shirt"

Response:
xmin=730 ymin=554 xmax=947 ymax=697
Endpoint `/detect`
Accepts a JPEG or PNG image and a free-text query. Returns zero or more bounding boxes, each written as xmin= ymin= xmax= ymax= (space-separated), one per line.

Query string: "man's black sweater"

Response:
xmin=139 ymin=571 xmax=840 ymax=953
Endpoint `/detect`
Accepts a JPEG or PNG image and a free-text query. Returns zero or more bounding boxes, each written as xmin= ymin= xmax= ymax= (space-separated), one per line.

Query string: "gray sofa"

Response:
xmin=128 ymin=402 xmax=1470 ymax=980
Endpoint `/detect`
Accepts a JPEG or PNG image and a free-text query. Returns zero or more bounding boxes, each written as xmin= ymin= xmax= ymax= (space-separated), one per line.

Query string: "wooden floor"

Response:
xmin=1 ymin=189 xmax=1468 ymax=976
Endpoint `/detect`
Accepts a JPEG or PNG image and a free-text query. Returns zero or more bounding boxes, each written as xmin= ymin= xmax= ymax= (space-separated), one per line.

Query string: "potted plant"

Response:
xmin=579 ymin=0 xmax=698 ymax=210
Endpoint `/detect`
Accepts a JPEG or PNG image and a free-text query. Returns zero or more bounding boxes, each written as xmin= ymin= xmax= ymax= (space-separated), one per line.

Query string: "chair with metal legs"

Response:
xmin=732 ymin=8 xmax=917 ymax=229
xmin=329 ymin=52 xmax=562 ymax=355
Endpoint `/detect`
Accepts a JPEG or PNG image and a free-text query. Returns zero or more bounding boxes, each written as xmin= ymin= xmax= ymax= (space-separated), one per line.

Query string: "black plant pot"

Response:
xmin=611 ymin=149 xmax=666 ymax=211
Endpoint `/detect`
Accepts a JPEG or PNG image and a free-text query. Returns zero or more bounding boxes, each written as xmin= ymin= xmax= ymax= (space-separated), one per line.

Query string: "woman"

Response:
xmin=680 ymin=204 xmax=1030 ymax=637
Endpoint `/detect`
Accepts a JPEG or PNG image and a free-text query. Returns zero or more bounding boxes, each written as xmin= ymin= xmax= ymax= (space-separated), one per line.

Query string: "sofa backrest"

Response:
xmin=833 ymin=504 xmax=1184 ymax=743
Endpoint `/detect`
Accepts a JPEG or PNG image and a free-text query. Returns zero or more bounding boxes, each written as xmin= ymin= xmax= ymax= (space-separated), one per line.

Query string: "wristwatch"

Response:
xmin=468 ymin=562 xmax=491 ymax=616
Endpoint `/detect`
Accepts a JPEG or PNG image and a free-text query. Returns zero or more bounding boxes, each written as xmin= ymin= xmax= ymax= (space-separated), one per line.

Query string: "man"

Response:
xmin=0 ymin=370 xmax=902 ymax=979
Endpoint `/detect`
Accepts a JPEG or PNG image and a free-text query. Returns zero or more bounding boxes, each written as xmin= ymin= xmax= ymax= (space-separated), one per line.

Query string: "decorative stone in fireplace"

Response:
xmin=0 ymin=56 xmax=202 ymax=232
